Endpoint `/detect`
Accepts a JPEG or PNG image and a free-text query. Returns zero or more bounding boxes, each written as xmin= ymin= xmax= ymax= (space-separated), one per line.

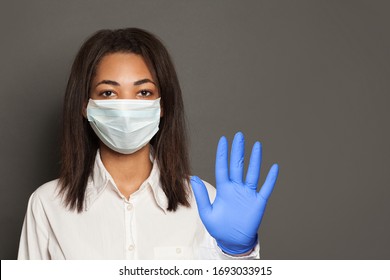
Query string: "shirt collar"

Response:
xmin=84 ymin=149 xmax=168 ymax=213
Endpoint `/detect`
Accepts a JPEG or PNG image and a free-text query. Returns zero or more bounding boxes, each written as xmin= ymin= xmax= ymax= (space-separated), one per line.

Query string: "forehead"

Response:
xmin=94 ymin=52 xmax=154 ymax=80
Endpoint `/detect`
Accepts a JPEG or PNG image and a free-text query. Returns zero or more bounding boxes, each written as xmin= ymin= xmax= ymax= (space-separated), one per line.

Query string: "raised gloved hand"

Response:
xmin=190 ymin=132 xmax=279 ymax=255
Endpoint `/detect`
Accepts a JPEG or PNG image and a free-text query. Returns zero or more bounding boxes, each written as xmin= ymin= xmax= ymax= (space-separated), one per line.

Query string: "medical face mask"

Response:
xmin=86 ymin=98 xmax=161 ymax=154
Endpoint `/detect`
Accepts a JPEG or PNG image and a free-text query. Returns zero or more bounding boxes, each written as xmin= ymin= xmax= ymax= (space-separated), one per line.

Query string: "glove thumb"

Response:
xmin=190 ymin=176 xmax=212 ymax=219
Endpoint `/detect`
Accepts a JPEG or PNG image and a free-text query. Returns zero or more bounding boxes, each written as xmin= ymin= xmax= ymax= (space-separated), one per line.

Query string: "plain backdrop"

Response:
xmin=0 ymin=0 xmax=389 ymax=259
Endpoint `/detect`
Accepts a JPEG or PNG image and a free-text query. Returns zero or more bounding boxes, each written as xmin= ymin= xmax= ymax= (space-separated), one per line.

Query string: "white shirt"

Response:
xmin=18 ymin=152 xmax=260 ymax=259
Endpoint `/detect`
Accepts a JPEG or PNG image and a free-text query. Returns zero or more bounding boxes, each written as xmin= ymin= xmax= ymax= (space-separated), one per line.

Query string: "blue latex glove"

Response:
xmin=190 ymin=132 xmax=279 ymax=255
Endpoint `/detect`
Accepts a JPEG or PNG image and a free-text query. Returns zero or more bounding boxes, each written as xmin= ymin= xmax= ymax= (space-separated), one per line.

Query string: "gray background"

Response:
xmin=0 ymin=0 xmax=389 ymax=259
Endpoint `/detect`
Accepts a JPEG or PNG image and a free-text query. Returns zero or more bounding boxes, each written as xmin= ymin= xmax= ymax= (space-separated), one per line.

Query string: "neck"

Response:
xmin=99 ymin=144 xmax=153 ymax=198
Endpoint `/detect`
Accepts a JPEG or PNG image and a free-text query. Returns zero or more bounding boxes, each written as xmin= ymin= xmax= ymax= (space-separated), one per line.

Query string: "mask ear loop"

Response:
xmin=83 ymin=98 xmax=98 ymax=119
xmin=82 ymin=99 xmax=89 ymax=118
xmin=158 ymin=97 xmax=163 ymax=117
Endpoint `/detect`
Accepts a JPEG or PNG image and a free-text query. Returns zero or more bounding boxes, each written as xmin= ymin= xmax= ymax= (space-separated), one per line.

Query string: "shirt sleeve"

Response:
xmin=17 ymin=191 xmax=51 ymax=260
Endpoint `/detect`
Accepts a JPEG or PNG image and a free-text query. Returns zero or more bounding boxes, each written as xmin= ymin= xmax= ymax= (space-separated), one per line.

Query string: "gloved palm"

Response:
xmin=191 ymin=132 xmax=279 ymax=255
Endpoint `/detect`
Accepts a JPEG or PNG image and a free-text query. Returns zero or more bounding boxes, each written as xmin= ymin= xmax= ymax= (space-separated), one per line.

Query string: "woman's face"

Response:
xmin=90 ymin=52 xmax=159 ymax=100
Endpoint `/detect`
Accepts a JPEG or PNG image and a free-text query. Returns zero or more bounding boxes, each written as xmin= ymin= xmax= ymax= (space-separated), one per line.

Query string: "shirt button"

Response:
xmin=128 ymin=245 xmax=135 ymax=251
xmin=176 ymin=248 xmax=182 ymax=254
xmin=127 ymin=204 xmax=133 ymax=211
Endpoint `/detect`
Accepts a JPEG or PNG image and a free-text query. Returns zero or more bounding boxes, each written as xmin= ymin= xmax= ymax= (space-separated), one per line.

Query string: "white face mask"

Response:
xmin=86 ymin=98 xmax=161 ymax=154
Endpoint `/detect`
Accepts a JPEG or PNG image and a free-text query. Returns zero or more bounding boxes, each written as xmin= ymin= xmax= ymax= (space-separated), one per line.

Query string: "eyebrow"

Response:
xmin=95 ymin=79 xmax=156 ymax=88
xmin=133 ymin=78 xmax=156 ymax=86
xmin=95 ymin=80 xmax=120 ymax=87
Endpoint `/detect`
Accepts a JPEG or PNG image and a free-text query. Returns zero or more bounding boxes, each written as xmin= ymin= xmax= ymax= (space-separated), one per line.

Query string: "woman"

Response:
xmin=18 ymin=28 xmax=279 ymax=259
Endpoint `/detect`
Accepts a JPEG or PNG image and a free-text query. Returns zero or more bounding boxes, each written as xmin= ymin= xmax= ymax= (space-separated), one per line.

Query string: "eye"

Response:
xmin=137 ymin=90 xmax=152 ymax=98
xmin=101 ymin=91 xmax=116 ymax=97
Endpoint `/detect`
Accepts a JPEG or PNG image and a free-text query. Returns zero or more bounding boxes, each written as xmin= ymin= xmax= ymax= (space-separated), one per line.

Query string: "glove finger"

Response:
xmin=229 ymin=132 xmax=245 ymax=184
xmin=245 ymin=141 xmax=262 ymax=190
xmin=190 ymin=176 xmax=212 ymax=219
xmin=215 ymin=136 xmax=229 ymax=186
xmin=258 ymin=163 xmax=279 ymax=201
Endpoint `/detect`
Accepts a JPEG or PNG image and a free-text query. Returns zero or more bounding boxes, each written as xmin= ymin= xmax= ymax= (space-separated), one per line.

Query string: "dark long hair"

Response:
xmin=59 ymin=28 xmax=191 ymax=212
